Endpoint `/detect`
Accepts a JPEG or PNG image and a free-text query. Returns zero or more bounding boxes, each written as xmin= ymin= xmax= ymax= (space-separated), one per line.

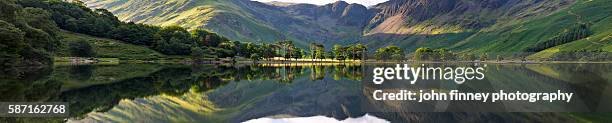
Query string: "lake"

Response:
xmin=1 ymin=63 xmax=611 ymax=122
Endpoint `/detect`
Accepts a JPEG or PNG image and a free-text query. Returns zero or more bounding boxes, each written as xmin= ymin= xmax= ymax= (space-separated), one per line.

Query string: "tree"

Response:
xmin=413 ymin=47 xmax=458 ymax=61
xmin=110 ymin=23 xmax=160 ymax=46
xmin=414 ymin=47 xmax=433 ymax=61
xmin=290 ymin=48 xmax=304 ymax=60
xmin=391 ymin=54 xmax=403 ymax=61
xmin=462 ymin=53 xmax=476 ymax=61
xmin=192 ymin=29 xmax=226 ymax=47
xmin=155 ymin=37 xmax=191 ymax=55
xmin=1 ymin=0 xmax=58 ymax=67
xmin=191 ymin=47 xmax=205 ymax=62
xmin=20 ymin=7 xmax=60 ymax=53
xmin=0 ymin=0 xmax=20 ymax=22
xmin=156 ymin=25 xmax=192 ymax=44
xmin=352 ymin=43 xmax=367 ymax=60
xmin=375 ymin=46 xmax=403 ymax=61
xmin=332 ymin=44 xmax=347 ymax=61
xmin=275 ymin=40 xmax=299 ymax=59
xmin=0 ymin=20 xmax=26 ymax=67
xmin=310 ymin=43 xmax=325 ymax=61
xmin=346 ymin=45 xmax=355 ymax=60
xmin=524 ymin=24 xmax=591 ymax=52
xmin=93 ymin=8 xmax=120 ymax=25
xmin=262 ymin=44 xmax=277 ymax=60
xmin=154 ymin=26 xmax=193 ymax=55
xmin=250 ymin=53 xmax=262 ymax=61
xmin=69 ymin=40 xmax=95 ymax=57
xmin=433 ymin=48 xmax=452 ymax=61
xmin=219 ymin=41 xmax=237 ymax=52
xmin=309 ymin=43 xmax=316 ymax=61
xmin=479 ymin=53 xmax=488 ymax=62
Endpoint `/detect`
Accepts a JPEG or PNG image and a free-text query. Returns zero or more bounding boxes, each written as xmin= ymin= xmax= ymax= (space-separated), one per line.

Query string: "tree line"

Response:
xmin=524 ymin=24 xmax=591 ymax=52
xmin=1 ymin=0 xmax=509 ymax=64
xmin=11 ymin=0 xmax=372 ymax=63
xmin=372 ymin=46 xmax=497 ymax=62
xmin=331 ymin=44 xmax=367 ymax=61
xmin=17 ymin=0 xmax=233 ymax=56
xmin=8 ymin=0 xmax=602 ymax=68
xmin=1 ymin=0 xmax=60 ymax=68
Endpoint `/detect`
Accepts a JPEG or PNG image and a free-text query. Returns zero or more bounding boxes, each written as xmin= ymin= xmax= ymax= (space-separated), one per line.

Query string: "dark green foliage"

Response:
xmin=331 ymin=44 xmax=367 ymax=61
xmin=11 ymin=0 xmax=342 ymax=61
xmin=192 ymin=29 xmax=227 ymax=47
xmin=16 ymin=0 xmax=230 ymax=56
xmin=19 ymin=0 xmax=120 ymax=37
xmin=413 ymin=47 xmax=457 ymax=61
xmin=0 ymin=0 xmax=20 ymax=22
xmin=110 ymin=22 xmax=160 ymax=46
xmin=0 ymin=0 xmax=58 ymax=67
xmin=155 ymin=38 xmax=191 ymax=55
xmin=551 ymin=50 xmax=611 ymax=61
xmin=20 ymin=7 xmax=60 ymax=51
xmin=0 ymin=20 xmax=25 ymax=66
xmin=291 ymin=49 xmax=304 ymax=59
xmin=525 ymin=25 xmax=591 ymax=52
xmin=235 ymin=42 xmax=256 ymax=58
xmin=68 ymin=65 xmax=93 ymax=81
xmin=332 ymin=44 xmax=346 ymax=60
xmin=191 ymin=47 xmax=205 ymax=62
xmin=413 ymin=47 xmax=433 ymax=61
xmin=436 ymin=49 xmax=456 ymax=61
xmin=156 ymin=25 xmax=193 ymax=44
xmin=375 ymin=45 xmax=403 ymax=61
xmin=250 ymin=53 xmax=262 ymax=61
xmin=153 ymin=26 xmax=193 ymax=55
xmin=275 ymin=40 xmax=302 ymax=59
xmin=310 ymin=43 xmax=325 ymax=60
xmin=69 ymin=40 xmax=95 ymax=57
xmin=462 ymin=53 xmax=477 ymax=61
xmin=214 ymin=47 xmax=236 ymax=58
xmin=261 ymin=44 xmax=277 ymax=59
xmin=350 ymin=44 xmax=367 ymax=60
xmin=479 ymin=53 xmax=488 ymax=61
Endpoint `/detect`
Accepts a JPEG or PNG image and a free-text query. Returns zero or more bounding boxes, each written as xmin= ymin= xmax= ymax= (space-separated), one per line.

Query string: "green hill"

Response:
xmin=55 ymin=30 xmax=165 ymax=60
xmin=83 ymin=0 xmax=611 ymax=60
xmin=84 ymin=0 xmax=292 ymax=45
xmin=451 ymin=0 xmax=611 ymax=58
xmin=83 ymin=0 xmax=370 ymax=48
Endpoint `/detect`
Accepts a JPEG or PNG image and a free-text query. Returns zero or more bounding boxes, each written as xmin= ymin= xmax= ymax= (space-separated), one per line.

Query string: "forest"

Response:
xmin=1 ymin=0 xmax=372 ymax=69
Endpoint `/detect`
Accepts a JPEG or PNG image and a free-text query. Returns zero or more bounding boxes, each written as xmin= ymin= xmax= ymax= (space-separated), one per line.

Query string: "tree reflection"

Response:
xmin=68 ymin=65 xmax=93 ymax=81
xmin=1 ymin=63 xmax=612 ymax=122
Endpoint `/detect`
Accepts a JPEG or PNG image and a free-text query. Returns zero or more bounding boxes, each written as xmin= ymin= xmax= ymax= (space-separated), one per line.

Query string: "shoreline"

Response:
xmin=52 ymin=57 xmax=612 ymax=65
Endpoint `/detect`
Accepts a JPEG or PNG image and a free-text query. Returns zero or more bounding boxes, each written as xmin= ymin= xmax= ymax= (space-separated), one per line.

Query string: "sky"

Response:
xmin=251 ymin=0 xmax=389 ymax=7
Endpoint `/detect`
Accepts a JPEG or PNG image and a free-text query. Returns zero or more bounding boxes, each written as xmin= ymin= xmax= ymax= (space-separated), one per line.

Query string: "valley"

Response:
xmin=83 ymin=0 xmax=611 ymax=59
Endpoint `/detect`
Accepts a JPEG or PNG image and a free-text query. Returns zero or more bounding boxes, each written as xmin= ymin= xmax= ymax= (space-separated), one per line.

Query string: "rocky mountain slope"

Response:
xmin=83 ymin=0 xmax=610 ymax=58
xmin=83 ymin=0 xmax=372 ymax=47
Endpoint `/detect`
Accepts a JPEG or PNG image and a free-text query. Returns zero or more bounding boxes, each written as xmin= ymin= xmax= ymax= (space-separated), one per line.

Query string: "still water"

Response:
xmin=0 ymin=63 xmax=611 ymax=122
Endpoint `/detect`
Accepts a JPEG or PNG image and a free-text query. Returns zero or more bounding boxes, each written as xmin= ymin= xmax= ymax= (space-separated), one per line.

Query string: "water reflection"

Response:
xmin=0 ymin=63 xmax=611 ymax=122
xmin=243 ymin=114 xmax=389 ymax=123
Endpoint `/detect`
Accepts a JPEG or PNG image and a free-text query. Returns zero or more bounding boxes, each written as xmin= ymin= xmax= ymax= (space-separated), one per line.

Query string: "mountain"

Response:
xmin=83 ymin=0 xmax=371 ymax=47
xmin=83 ymin=0 xmax=611 ymax=58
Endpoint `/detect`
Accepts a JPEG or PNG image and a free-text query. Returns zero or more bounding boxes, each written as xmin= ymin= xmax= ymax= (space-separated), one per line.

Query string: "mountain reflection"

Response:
xmin=0 ymin=63 xmax=611 ymax=122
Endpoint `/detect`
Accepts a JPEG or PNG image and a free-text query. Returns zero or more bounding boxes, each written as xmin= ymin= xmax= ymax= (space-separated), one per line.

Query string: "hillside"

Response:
xmin=56 ymin=30 xmax=165 ymax=60
xmin=83 ymin=0 xmax=371 ymax=47
xmin=451 ymin=0 xmax=612 ymax=55
xmin=83 ymin=0 xmax=611 ymax=59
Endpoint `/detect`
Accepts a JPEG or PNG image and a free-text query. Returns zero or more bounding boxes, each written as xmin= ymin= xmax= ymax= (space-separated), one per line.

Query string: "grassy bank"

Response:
xmin=56 ymin=30 xmax=165 ymax=60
